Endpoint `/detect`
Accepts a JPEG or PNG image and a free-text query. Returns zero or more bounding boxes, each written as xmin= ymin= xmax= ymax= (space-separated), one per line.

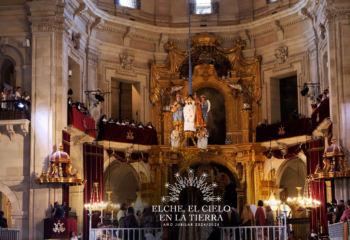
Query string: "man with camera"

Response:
xmin=52 ymin=202 xmax=64 ymax=218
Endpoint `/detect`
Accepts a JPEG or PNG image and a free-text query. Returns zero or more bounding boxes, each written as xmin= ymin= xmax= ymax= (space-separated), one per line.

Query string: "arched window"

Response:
xmin=118 ymin=0 xmax=140 ymax=9
xmin=195 ymin=0 xmax=212 ymax=14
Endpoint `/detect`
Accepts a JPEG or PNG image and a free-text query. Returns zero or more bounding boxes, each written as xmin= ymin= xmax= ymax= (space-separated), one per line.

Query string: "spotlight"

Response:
xmin=68 ymin=70 xmax=72 ymax=77
xmin=95 ymin=94 xmax=105 ymax=102
xmin=300 ymin=87 xmax=309 ymax=96
xmin=18 ymin=102 xmax=25 ymax=109
xmin=68 ymin=89 xmax=73 ymax=95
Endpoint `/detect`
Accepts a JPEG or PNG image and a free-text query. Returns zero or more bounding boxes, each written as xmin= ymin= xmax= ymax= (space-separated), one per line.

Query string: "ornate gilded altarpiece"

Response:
xmin=143 ymin=33 xmax=268 ymax=212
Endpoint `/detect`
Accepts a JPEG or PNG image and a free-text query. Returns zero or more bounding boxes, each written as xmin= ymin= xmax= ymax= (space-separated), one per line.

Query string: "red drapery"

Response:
xmin=68 ymin=106 xmax=96 ymax=138
xmin=263 ymin=143 xmax=307 ymax=160
xmin=306 ymin=138 xmax=327 ymax=234
xmin=62 ymin=130 xmax=71 ymax=217
xmin=83 ymin=143 xmax=104 ymax=240
xmin=256 ymin=118 xmax=311 ymax=142
xmin=99 ymin=124 xmax=158 ymax=145
xmin=311 ymin=99 xmax=330 ymax=132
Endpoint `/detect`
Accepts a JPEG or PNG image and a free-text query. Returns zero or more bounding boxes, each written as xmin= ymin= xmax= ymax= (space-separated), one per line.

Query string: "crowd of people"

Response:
xmin=100 ymin=115 xmax=155 ymax=130
xmin=0 ymin=86 xmax=31 ymax=110
xmin=68 ymin=97 xmax=90 ymax=116
xmin=327 ymin=199 xmax=350 ymax=224
xmin=95 ymin=204 xmax=161 ymax=240
xmin=311 ymin=88 xmax=329 ymax=113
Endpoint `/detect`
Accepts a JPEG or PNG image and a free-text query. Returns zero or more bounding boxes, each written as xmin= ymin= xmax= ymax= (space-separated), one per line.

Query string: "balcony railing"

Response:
xmin=0 ymin=226 xmax=21 ymax=240
xmin=328 ymin=220 xmax=350 ymax=240
xmin=0 ymin=100 xmax=30 ymax=120
xmin=89 ymin=227 xmax=162 ymax=240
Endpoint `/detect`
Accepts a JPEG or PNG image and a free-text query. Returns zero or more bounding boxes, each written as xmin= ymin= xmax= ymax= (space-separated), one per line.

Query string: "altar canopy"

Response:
xmin=99 ymin=124 xmax=158 ymax=145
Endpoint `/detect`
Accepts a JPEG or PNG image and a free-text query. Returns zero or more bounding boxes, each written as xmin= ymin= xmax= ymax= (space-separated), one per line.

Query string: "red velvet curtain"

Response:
xmin=62 ymin=130 xmax=71 ymax=217
xmin=306 ymin=139 xmax=327 ymax=234
xmin=83 ymin=143 xmax=104 ymax=240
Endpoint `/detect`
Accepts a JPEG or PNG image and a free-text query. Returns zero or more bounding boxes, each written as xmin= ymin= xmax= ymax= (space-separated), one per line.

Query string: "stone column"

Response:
xmin=27 ymin=1 xmax=69 ymax=239
xmin=325 ymin=6 xmax=350 ymax=200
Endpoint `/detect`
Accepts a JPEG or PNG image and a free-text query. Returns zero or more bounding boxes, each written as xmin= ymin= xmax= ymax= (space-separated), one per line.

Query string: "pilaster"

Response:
xmin=324 ymin=4 xmax=350 ymax=201
xmin=27 ymin=1 xmax=69 ymax=239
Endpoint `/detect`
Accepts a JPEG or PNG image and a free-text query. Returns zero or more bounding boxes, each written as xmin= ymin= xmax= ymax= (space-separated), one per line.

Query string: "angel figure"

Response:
xmin=171 ymin=125 xmax=181 ymax=147
xmin=197 ymin=126 xmax=209 ymax=149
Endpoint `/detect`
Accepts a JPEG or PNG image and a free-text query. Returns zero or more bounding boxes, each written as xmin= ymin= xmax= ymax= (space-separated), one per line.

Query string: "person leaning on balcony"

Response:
xmin=15 ymin=87 xmax=21 ymax=100
xmin=0 ymin=87 xmax=7 ymax=110
xmin=340 ymin=200 xmax=350 ymax=221
xmin=0 ymin=211 xmax=8 ymax=229
xmin=325 ymin=89 xmax=329 ymax=98
xmin=316 ymin=98 xmax=321 ymax=108
xmin=332 ymin=204 xmax=344 ymax=223
xmin=23 ymin=91 xmax=31 ymax=102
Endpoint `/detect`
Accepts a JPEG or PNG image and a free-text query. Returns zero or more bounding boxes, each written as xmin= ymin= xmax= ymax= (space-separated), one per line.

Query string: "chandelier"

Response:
xmin=84 ymin=182 xmax=107 ymax=212
xmin=287 ymin=186 xmax=320 ymax=210
xmin=265 ymin=191 xmax=281 ymax=211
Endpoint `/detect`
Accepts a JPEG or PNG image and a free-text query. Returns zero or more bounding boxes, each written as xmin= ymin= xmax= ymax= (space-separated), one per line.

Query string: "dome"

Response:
xmin=325 ymin=137 xmax=344 ymax=158
xmin=50 ymin=144 xmax=70 ymax=163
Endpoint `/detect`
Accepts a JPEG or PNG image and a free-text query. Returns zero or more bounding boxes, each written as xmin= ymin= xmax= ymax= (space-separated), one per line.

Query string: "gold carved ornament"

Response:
xmin=149 ymin=33 xmax=262 ymax=105
xmin=35 ymin=144 xmax=86 ymax=185
xmin=309 ymin=137 xmax=350 ymax=180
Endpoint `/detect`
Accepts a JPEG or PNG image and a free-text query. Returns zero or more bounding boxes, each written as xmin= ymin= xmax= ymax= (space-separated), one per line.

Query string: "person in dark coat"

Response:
xmin=0 ymin=211 xmax=8 ymax=229
xmin=142 ymin=205 xmax=158 ymax=230
xmin=221 ymin=206 xmax=238 ymax=239
xmin=123 ymin=207 xmax=139 ymax=240
xmin=207 ymin=226 xmax=220 ymax=240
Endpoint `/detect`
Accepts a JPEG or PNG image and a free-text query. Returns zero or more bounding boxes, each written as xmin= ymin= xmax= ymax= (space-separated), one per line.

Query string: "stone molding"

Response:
xmin=326 ymin=7 xmax=350 ymax=23
xmin=0 ymin=119 xmax=30 ymax=141
xmin=86 ymin=48 xmax=101 ymax=66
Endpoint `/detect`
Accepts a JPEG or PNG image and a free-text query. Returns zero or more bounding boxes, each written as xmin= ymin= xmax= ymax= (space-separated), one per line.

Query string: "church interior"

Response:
xmin=0 ymin=0 xmax=350 ymax=239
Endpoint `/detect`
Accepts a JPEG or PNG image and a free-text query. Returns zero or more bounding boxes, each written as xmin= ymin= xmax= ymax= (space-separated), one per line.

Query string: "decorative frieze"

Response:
xmin=326 ymin=8 xmax=350 ymax=22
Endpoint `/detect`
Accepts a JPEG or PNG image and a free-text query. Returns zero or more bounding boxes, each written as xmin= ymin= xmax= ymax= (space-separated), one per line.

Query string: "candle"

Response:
xmin=283 ymin=202 xmax=286 ymax=211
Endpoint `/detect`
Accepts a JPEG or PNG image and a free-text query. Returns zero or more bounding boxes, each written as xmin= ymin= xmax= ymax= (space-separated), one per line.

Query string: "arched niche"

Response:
xmin=0 ymin=39 xmax=26 ymax=89
xmin=195 ymin=87 xmax=226 ymax=145
xmin=104 ymin=160 xmax=140 ymax=204
xmin=276 ymin=157 xmax=307 ymax=198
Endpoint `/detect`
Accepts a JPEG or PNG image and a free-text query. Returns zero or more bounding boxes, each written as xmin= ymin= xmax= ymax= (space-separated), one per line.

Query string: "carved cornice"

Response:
xmin=326 ymin=7 xmax=350 ymax=23
xmin=86 ymin=48 xmax=101 ymax=66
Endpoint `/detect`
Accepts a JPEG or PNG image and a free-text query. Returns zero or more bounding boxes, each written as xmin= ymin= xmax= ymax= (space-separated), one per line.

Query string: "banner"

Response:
xmin=68 ymin=106 xmax=96 ymax=138
xmin=256 ymin=118 xmax=311 ymax=142
xmin=99 ymin=124 xmax=158 ymax=145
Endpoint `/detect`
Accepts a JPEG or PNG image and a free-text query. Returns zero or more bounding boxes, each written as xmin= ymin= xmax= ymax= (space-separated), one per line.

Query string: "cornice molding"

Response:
xmin=83 ymin=0 xmax=310 ymax=34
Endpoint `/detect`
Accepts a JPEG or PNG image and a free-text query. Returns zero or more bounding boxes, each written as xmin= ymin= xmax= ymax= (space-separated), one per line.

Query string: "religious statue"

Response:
xmin=170 ymin=125 xmax=181 ymax=147
xmin=170 ymin=94 xmax=184 ymax=122
xmin=183 ymin=95 xmax=196 ymax=131
xmin=199 ymin=95 xmax=211 ymax=123
xmin=197 ymin=126 xmax=209 ymax=149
